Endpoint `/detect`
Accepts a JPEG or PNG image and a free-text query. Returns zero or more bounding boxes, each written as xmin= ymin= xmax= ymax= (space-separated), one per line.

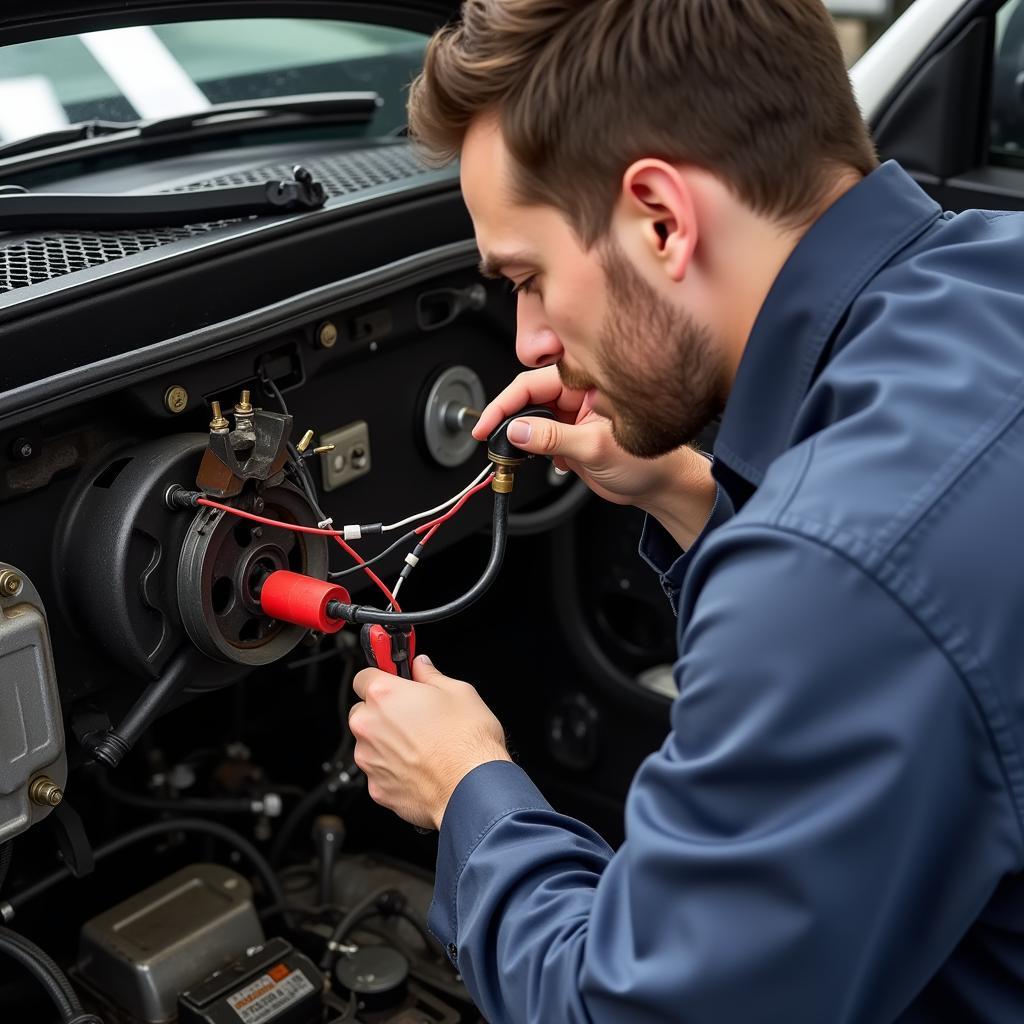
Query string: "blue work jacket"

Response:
xmin=427 ymin=161 xmax=1024 ymax=1023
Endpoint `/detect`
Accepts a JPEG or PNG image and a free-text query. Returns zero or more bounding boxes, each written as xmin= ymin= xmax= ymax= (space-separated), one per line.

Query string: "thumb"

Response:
xmin=411 ymin=653 xmax=446 ymax=685
xmin=506 ymin=415 xmax=599 ymax=462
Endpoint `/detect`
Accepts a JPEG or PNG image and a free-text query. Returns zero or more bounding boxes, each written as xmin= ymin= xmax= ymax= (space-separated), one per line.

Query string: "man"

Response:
xmin=347 ymin=1 xmax=1024 ymax=1020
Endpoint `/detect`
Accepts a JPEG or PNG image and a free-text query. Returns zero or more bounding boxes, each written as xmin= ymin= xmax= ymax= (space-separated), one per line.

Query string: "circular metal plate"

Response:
xmin=177 ymin=485 xmax=328 ymax=665
xmin=423 ymin=365 xmax=486 ymax=467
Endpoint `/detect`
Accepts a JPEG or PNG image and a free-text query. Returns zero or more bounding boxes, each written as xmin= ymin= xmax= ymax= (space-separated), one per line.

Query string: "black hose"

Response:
xmin=97 ymin=772 xmax=258 ymax=815
xmin=329 ymin=491 xmax=510 ymax=626
xmin=0 ymin=842 xmax=11 ymax=895
xmin=320 ymin=886 xmax=401 ymax=970
xmin=4 ymin=818 xmax=285 ymax=921
xmin=0 ymin=926 xmax=83 ymax=1021
xmin=269 ymin=777 xmax=351 ymax=868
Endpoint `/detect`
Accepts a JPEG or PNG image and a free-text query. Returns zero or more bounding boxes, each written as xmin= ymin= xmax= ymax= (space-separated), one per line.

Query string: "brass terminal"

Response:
xmin=313 ymin=444 xmax=336 ymax=455
xmin=296 ymin=429 xmax=315 ymax=453
xmin=234 ymin=389 xmax=253 ymax=415
xmin=492 ymin=464 xmax=517 ymax=494
xmin=209 ymin=401 xmax=230 ymax=432
xmin=29 ymin=776 xmax=63 ymax=807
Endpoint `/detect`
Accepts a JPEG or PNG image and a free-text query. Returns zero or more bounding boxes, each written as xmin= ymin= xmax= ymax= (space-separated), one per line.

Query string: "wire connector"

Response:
xmin=343 ymin=525 xmax=362 ymax=541
xmin=317 ymin=517 xmax=335 ymax=530
xmin=404 ymin=553 xmax=420 ymax=569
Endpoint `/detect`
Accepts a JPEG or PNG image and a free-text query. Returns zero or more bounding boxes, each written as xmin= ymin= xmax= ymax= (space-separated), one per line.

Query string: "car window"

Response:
xmin=0 ymin=19 xmax=427 ymax=143
xmin=993 ymin=0 xmax=1024 ymax=163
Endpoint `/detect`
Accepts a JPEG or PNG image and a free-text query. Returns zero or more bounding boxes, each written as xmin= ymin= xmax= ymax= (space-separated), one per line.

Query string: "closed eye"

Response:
xmin=509 ymin=274 xmax=539 ymax=297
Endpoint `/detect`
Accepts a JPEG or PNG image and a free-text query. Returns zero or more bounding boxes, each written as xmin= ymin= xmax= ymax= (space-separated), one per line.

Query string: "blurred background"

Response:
xmin=828 ymin=0 xmax=919 ymax=63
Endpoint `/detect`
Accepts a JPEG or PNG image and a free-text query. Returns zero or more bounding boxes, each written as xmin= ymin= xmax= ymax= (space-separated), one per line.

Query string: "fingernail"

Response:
xmin=554 ymin=466 xmax=569 ymax=476
xmin=508 ymin=420 xmax=532 ymax=445
xmin=417 ymin=654 xmax=432 ymax=666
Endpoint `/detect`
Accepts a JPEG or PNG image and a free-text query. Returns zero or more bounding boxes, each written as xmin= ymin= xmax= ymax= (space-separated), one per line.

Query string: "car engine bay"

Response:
xmin=0 ymin=100 xmax=676 ymax=1024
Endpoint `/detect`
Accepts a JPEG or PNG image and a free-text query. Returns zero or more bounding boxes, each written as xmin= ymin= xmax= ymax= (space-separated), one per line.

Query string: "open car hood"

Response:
xmin=0 ymin=1 xmax=460 ymax=44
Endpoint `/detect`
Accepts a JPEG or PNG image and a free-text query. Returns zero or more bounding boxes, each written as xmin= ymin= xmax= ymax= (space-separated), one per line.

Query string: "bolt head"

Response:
xmin=164 ymin=385 xmax=189 ymax=414
xmin=318 ymin=321 xmax=338 ymax=348
xmin=0 ymin=571 xmax=22 ymax=596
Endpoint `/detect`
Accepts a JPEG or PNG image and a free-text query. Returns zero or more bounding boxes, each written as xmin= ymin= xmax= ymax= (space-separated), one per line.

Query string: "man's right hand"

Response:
xmin=473 ymin=367 xmax=718 ymax=550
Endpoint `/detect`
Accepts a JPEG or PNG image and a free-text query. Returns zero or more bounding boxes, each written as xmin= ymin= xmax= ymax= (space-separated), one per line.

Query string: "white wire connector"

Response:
xmin=343 ymin=524 xmax=362 ymax=541
xmin=318 ymin=517 xmax=334 ymax=530
xmin=404 ymin=553 xmax=420 ymax=569
xmin=382 ymin=463 xmax=491 ymax=533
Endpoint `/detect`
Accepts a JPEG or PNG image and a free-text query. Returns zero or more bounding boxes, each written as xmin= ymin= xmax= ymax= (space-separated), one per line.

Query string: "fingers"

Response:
xmin=504 ymin=414 xmax=609 ymax=465
xmin=472 ymin=367 xmax=586 ymax=440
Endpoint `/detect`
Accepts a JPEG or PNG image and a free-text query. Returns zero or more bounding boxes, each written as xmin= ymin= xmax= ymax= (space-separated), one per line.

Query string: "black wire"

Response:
xmin=327 ymin=526 xmax=418 ymax=580
xmin=333 ymin=491 xmax=510 ymax=627
xmin=4 ymin=818 xmax=286 ymax=922
xmin=0 ymin=926 xmax=83 ymax=1021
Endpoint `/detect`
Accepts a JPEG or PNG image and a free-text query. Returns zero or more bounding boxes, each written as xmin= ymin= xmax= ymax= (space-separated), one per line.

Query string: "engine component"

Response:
xmin=178 ymin=937 xmax=321 ymax=1024
xmin=259 ymin=570 xmax=350 ymax=635
xmin=421 ymin=365 xmax=486 ymax=468
xmin=335 ymin=945 xmax=409 ymax=1013
xmin=178 ymin=484 xmax=328 ymax=664
xmin=77 ymin=863 xmax=264 ymax=1024
xmin=319 ymin=420 xmax=371 ymax=492
xmin=197 ymin=400 xmax=293 ymax=499
xmin=0 ymin=563 xmax=67 ymax=843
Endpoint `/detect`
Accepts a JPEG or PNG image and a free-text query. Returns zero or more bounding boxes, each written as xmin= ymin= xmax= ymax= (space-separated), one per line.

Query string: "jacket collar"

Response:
xmin=712 ymin=161 xmax=941 ymax=496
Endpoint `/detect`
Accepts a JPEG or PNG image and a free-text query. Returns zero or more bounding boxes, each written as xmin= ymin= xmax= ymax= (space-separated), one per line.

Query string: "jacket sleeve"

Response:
xmin=427 ymin=526 xmax=1020 ymax=1024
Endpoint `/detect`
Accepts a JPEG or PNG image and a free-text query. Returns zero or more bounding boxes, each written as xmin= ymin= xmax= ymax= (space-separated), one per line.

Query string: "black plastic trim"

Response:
xmin=0 ymin=239 xmax=478 ymax=430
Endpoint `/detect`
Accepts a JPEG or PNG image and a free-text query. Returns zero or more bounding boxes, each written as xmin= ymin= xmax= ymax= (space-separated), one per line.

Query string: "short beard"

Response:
xmin=583 ymin=243 xmax=725 ymax=459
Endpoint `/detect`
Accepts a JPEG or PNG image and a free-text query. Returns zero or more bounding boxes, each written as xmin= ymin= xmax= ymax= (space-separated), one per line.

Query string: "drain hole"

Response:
xmin=211 ymin=576 xmax=234 ymax=615
xmin=239 ymin=619 xmax=262 ymax=642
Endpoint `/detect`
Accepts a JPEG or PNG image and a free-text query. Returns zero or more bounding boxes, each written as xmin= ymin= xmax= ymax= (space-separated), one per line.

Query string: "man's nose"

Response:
xmin=515 ymin=304 xmax=563 ymax=368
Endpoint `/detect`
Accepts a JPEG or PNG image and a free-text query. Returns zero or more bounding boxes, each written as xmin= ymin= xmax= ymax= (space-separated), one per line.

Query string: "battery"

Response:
xmin=178 ymin=937 xmax=322 ymax=1024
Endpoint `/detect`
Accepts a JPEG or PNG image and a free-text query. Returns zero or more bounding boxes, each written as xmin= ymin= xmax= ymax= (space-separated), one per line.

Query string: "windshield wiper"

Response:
xmin=0 ymin=92 xmax=381 ymax=161
xmin=0 ymin=165 xmax=327 ymax=231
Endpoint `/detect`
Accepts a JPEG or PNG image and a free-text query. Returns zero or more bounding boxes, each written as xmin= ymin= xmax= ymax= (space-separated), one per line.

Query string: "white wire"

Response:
xmin=381 ymin=464 xmax=491 ymax=533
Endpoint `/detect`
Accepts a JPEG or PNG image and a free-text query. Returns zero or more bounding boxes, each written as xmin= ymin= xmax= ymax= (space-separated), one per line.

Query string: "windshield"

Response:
xmin=0 ymin=18 xmax=427 ymax=144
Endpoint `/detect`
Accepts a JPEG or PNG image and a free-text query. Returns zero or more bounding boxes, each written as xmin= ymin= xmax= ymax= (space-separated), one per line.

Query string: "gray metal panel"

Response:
xmin=78 ymin=863 xmax=265 ymax=1023
xmin=0 ymin=562 xmax=66 ymax=843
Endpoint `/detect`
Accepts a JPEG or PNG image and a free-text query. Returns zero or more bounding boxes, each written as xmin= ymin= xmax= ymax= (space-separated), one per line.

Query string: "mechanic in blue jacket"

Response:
xmin=347 ymin=1 xmax=1024 ymax=1020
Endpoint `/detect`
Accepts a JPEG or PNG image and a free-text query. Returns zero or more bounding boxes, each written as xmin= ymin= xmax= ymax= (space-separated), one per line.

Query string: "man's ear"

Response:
xmin=619 ymin=159 xmax=697 ymax=282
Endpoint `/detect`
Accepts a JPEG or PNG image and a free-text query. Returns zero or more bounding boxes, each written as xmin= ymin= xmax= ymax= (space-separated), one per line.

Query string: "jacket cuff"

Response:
xmin=428 ymin=760 xmax=550 ymax=956
xmin=639 ymin=484 xmax=735 ymax=611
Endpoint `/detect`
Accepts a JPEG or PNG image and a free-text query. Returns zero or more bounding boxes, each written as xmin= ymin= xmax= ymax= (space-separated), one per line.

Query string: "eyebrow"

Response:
xmin=478 ymin=251 xmax=539 ymax=279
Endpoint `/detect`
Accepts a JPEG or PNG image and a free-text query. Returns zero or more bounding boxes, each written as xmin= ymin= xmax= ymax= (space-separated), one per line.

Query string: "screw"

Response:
xmin=253 ymin=497 xmax=265 ymax=513
xmin=0 ymin=570 xmax=22 ymax=597
xmin=209 ymin=401 xmax=229 ymax=432
xmin=235 ymin=390 xmax=253 ymax=415
xmin=28 ymin=776 xmax=62 ymax=807
xmin=318 ymin=321 xmax=338 ymax=349
xmin=10 ymin=437 xmax=33 ymax=460
xmin=164 ymin=385 xmax=189 ymax=414
xmin=351 ymin=447 xmax=368 ymax=470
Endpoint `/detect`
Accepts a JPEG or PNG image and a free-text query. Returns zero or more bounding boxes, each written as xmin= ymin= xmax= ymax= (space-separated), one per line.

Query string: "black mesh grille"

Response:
xmin=173 ymin=146 xmax=426 ymax=198
xmin=0 ymin=145 xmax=432 ymax=296
xmin=0 ymin=223 xmax=233 ymax=294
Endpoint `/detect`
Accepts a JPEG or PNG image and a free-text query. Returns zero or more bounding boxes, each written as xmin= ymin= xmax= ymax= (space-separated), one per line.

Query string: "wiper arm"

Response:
xmin=0 ymin=165 xmax=327 ymax=231
xmin=0 ymin=120 xmax=129 ymax=160
xmin=0 ymin=92 xmax=381 ymax=161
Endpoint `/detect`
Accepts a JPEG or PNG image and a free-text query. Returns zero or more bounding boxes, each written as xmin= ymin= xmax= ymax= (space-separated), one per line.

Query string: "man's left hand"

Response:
xmin=349 ymin=654 xmax=511 ymax=829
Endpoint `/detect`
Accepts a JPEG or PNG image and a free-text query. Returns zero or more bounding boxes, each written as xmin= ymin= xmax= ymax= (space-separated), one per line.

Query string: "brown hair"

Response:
xmin=408 ymin=0 xmax=878 ymax=244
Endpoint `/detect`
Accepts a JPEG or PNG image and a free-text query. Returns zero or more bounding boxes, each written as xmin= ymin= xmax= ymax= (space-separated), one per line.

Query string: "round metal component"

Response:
xmin=164 ymin=385 xmax=189 ymax=414
xmin=29 ymin=776 xmax=63 ymax=807
xmin=334 ymin=945 xmax=409 ymax=1012
xmin=177 ymin=485 xmax=328 ymax=666
xmin=422 ymin=366 xmax=487 ymax=468
xmin=318 ymin=320 xmax=339 ymax=348
xmin=0 ymin=570 xmax=22 ymax=597
xmin=10 ymin=436 xmax=33 ymax=460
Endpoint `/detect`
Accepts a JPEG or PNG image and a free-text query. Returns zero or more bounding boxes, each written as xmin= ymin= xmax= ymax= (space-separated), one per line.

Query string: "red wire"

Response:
xmin=414 ymin=476 xmax=494 ymax=538
xmin=196 ymin=497 xmax=400 ymax=610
